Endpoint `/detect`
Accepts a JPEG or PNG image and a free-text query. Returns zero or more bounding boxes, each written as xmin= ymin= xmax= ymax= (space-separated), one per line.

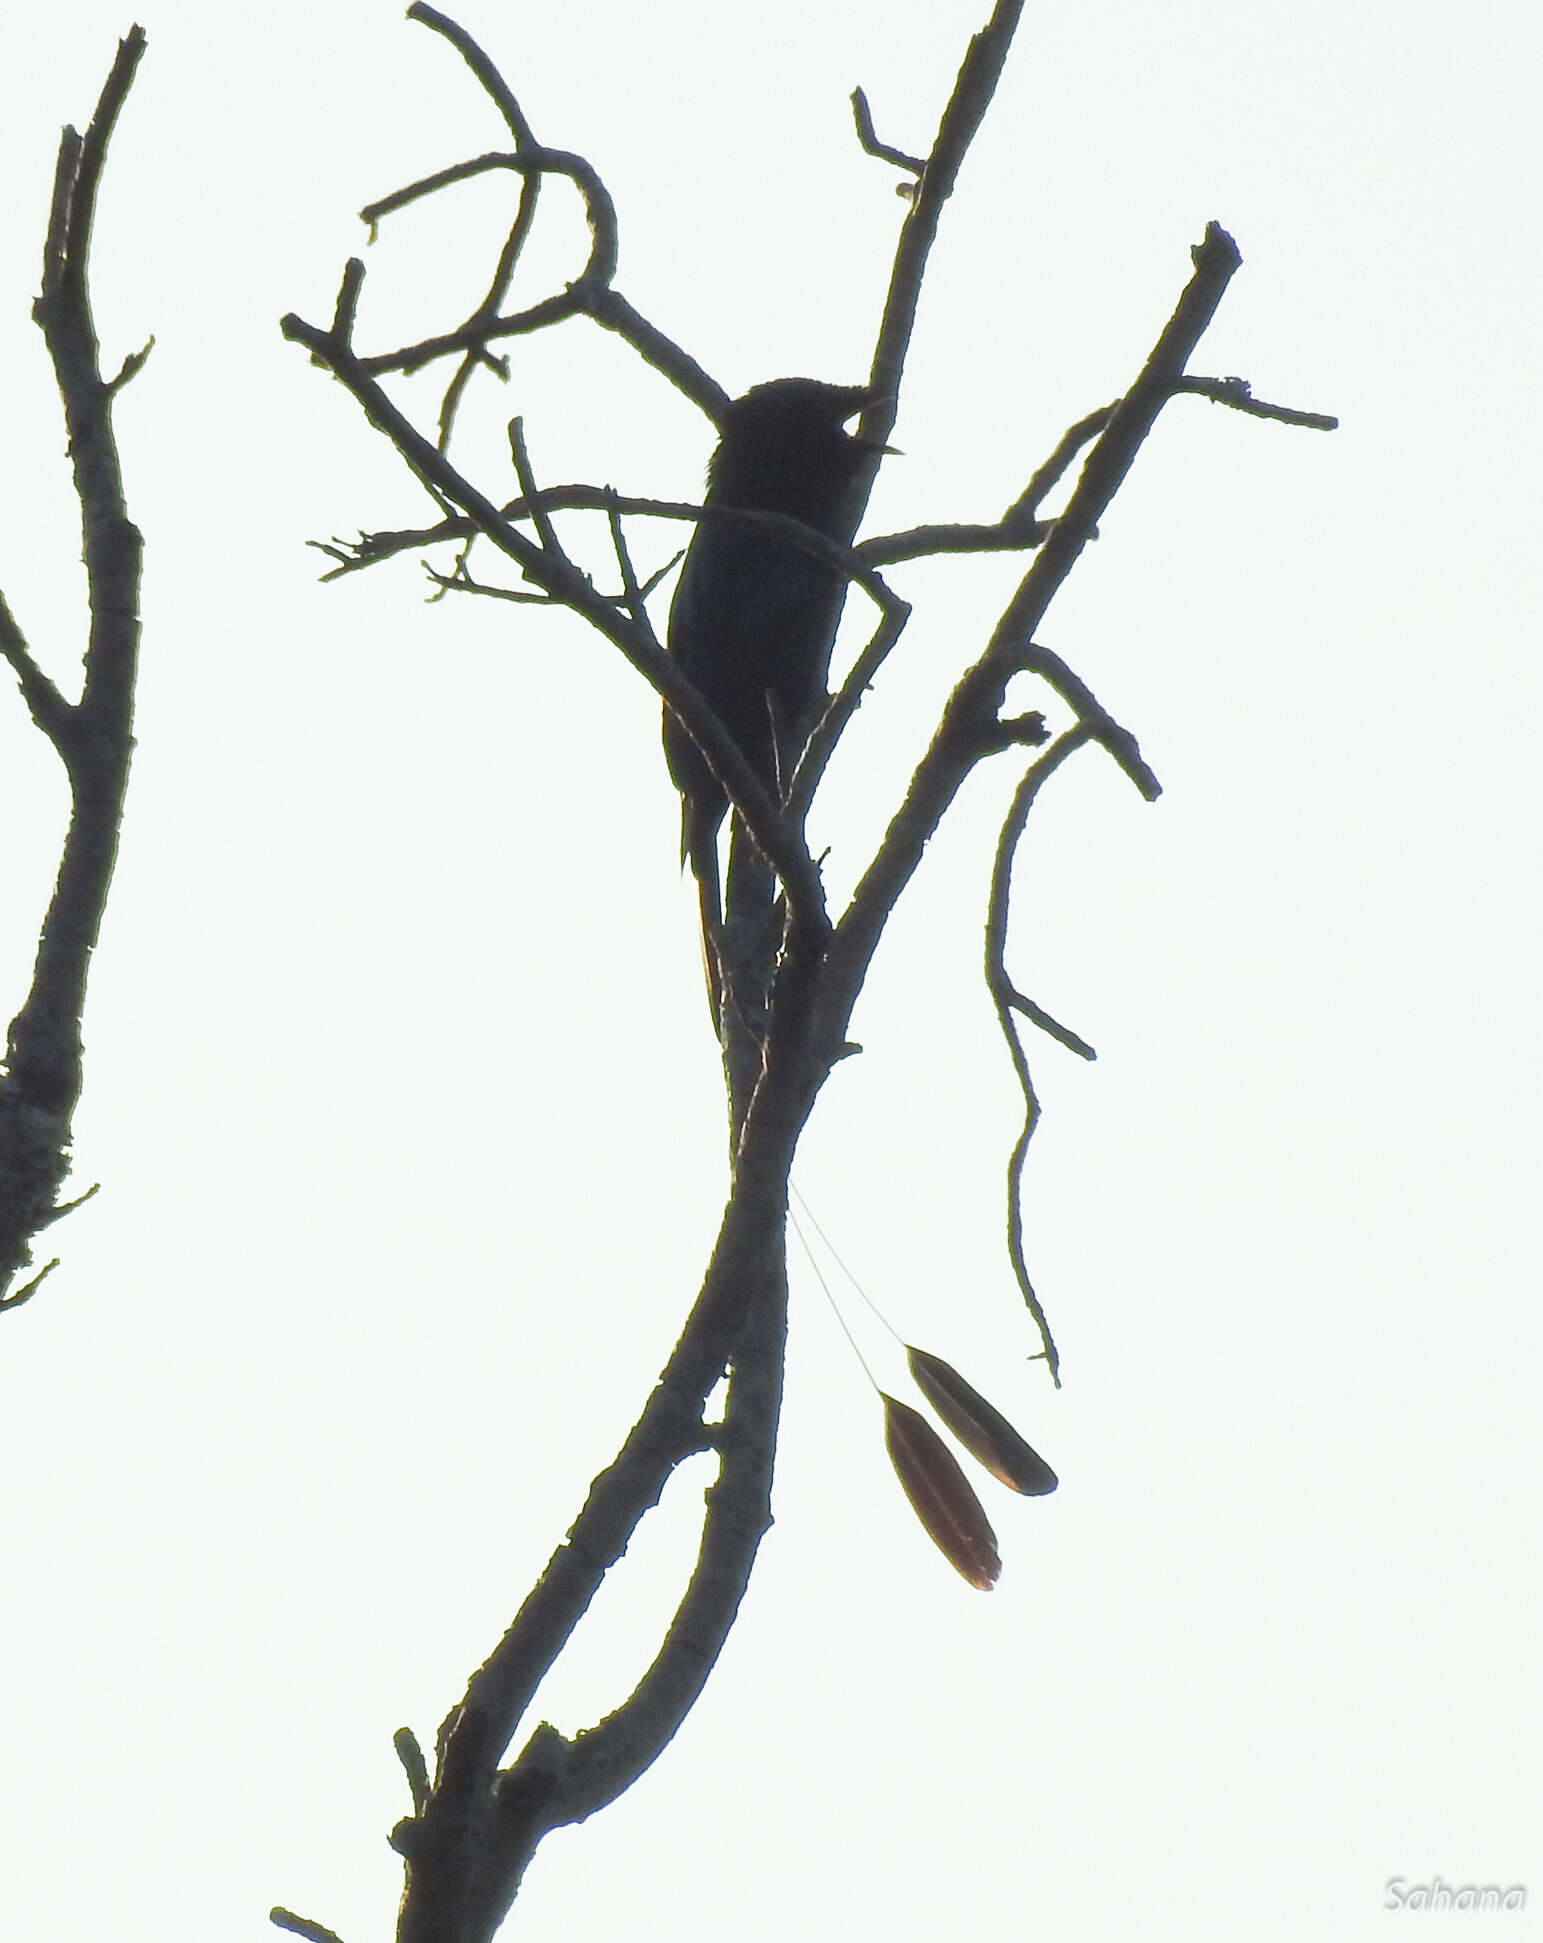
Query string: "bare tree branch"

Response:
xmin=819 ymin=222 xmax=1247 ymax=1041
xmin=860 ymin=403 xmax=1113 ymax=566
xmin=0 ymin=26 xmax=147 ymax=1309
xmin=0 ymin=586 xmax=73 ymax=743
xmin=353 ymin=22 xmax=728 ymax=420
xmin=402 ymin=2 xmax=541 ymax=446
xmin=391 ymin=1093 xmax=804 ymax=1941
xmin=270 ymin=1909 xmax=348 ymax=1943
xmin=982 ymin=725 xmax=1096 ymax=1382
xmin=850 ymin=85 xmax=927 ymax=178
xmin=276 ymin=6 xmax=1338 ymax=1933
xmin=282 ymin=299 xmax=831 ymax=947
xmin=314 ymin=485 xmax=894 ymax=585
xmin=1021 ymin=638 xmax=1162 ymax=802
xmin=977 ymin=642 xmax=1162 ymax=1377
xmin=358 ymin=146 xmax=617 ymax=378
xmin=1175 ymin=373 xmax=1339 ymax=429
xmin=863 ymin=0 xmax=1027 ymax=427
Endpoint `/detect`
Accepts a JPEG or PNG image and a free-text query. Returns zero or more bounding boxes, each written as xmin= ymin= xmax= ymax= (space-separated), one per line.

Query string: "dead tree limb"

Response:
xmin=276 ymin=5 xmax=1335 ymax=1936
xmin=0 ymin=26 xmax=149 ymax=1312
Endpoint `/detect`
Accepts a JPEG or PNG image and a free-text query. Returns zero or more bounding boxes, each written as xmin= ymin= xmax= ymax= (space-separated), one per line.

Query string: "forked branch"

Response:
xmin=0 ymin=26 xmax=148 ymax=1311
xmin=277 ymin=8 xmax=1335 ymax=1939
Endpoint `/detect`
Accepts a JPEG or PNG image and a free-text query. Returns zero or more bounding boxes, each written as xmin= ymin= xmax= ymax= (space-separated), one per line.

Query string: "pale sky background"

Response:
xmin=1 ymin=2 xmax=1538 ymax=1939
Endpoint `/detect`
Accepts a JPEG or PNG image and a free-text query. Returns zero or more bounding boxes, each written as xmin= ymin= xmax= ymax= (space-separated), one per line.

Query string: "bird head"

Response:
xmin=707 ymin=377 xmax=896 ymax=513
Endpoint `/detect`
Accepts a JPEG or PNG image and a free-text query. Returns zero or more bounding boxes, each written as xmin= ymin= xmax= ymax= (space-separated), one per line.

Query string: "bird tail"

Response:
xmin=683 ymin=806 xmax=725 ymax=1027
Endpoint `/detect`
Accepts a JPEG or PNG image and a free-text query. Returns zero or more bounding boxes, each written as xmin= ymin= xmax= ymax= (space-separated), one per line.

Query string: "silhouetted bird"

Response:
xmin=664 ymin=378 xmax=882 ymax=1001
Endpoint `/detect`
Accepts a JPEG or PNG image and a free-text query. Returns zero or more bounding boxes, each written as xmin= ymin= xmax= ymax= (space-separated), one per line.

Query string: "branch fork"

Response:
xmin=274 ymin=4 xmax=1337 ymax=1934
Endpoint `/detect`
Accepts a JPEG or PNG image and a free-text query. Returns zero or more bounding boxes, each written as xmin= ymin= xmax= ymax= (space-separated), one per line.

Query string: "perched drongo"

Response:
xmin=663 ymin=377 xmax=883 ymax=1003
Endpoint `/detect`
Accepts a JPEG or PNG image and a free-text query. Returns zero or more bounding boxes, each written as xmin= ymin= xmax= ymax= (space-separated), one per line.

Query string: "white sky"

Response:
xmin=1 ymin=2 xmax=1538 ymax=1939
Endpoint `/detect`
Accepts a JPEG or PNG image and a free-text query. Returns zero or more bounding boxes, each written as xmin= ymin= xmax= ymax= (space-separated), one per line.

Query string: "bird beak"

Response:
xmin=849 ymin=389 xmax=901 ymax=456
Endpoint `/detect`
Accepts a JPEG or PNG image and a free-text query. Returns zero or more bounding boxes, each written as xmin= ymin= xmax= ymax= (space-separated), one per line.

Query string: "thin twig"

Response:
xmin=358 ymin=146 xmax=616 ymax=381
xmin=860 ymin=514 xmax=1051 ymax=566
xmin=408 ymin=4 xmax=536 ymax=138
xmin=605 ymin=505 xmax=663 ymax=634
xmin=404 ymin=3 xmax=543 ymax=445
xmin=1019 ymin=640 xmax=1161 ymax=802
xmin=281 ymin=306 xmax=830 ymax=938
xmin=424 ymin=563 xmax=553 ymax=605
xmin=1175 ymin=373 xmax=1339 ymax=430
xmin=850 ymin=86 xmax=927 ymax=176
xmin=859 ymin=403 xmax=1113 ymax=566
xmin=395 ymin=1727 xmax=432 ymax=1815
xmin=313 ymin=490 xmax=893 ymax=604
xmin=506 ymin=418 xmax=564 ymax=562
xmin=816 ymin=224 xmax=1246 ymax=1112
xmin=790 ymin=593 xmax=912 ymax=819
xmin=864 ymin=0 xmax=1027 ymax=423
xmin=270 ymin=1909 xmax=347 ymax=1943
xmin=982 ymin=726 xmax=1100 ymax=1383
xmin=0 ymin=587 xmax=73 ymax=746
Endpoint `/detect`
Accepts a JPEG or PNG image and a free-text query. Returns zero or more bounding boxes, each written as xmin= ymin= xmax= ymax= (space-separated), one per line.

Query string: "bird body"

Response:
xmin=663 ymin=378 xmax=880 ymax=963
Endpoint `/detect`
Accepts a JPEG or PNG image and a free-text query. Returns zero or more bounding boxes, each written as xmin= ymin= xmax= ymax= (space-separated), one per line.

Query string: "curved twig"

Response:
xmin=401 ymin=6 xmax=542 ymax=445
xmin=860 ymin=402 xmax=1113 ymax=566
xmin=982 ymin=726 xmax=1098 ymax=1384
xmin=850 ymin=85 xmax=926 ymax=176
xmin=359 ymin=147 xmax=616 ymax=377
xmin=1019 ymin=640 xmax=1161 ymax=802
